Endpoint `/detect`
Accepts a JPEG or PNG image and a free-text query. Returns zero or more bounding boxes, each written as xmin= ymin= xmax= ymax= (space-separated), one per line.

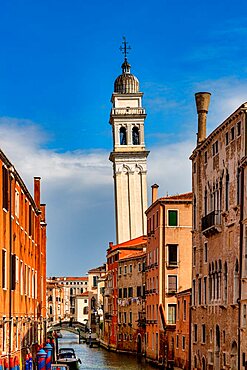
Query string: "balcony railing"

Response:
xmin=201 ymin=210 xmax=221 ymax=232
xmin=111 ymin=107 xmax=146 ymax=115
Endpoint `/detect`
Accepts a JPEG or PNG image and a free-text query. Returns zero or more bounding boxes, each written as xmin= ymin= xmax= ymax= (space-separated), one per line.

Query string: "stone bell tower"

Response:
xmin=109 ymin=39 xmax=149 ymax=244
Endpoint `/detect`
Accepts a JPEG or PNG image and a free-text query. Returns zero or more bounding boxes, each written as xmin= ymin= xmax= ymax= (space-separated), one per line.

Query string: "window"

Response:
xmin=212 ymin=140 xmax=218 ymax=156
xmin=198 ymin=278 xmax=202 ymax=305
xmin=118 ymin=288 xmax=122 ymax=298
xmin=128 ymin=287 xmax=133 ymax=297
xmin=243 ymin=304 xmax=247 ymax=327
xmin=167 ymin=304 xmax=176 ymax=324
xmin=15 ymin=189 xmax=20 ymax=217
xmin=194 ymin=324 xmax=198 ymax=342
xmin=119 ymin=266 xmax=122 ymax=276
xmin=204 ymin=151 xmax=207 ymax=164
xmin=176 ymin=335 xmax=179 ymax=349
xmin=168 ymin=210 xmax=178 ymax=226
xmin=237 ymin=168 xmax=241 ymax=205
xmin=193 ymin=247 xmax=196 ymax=267
xmin=225 ymin=171 xmax=229 ymax=211
xmin=137 ymin=286 xmax=142 ymax=297
xmin=183 ymin=300 xmax=187 ymax=321
xmin=193 ymin=162 xmax=196 ymax=174
xmin=124 ymin=312 xmax=127 ymax=323
xmin=83 ymin=306 xmax=88 ymax=315
xmin=192 ymin=280 xmax=196 ymax=306
xmin=93 ymin=276 xmax=98 ymax=287
xmin=203 ymin=277 xmax=207 ymax=305
xmin=202 ymin=324 xmax=206 ymax=343
xmin=168 ymin=244 xmax=178 ymax=266
xmin=168 ymin=275 xmax=177 ymax=293
xmin=132 ymin=126 xmax=139 ymax=145
xmin=225 ymin=132 xmax=229 ymax=146
xmin=120 ymin=127 xmax=127 ymax=145
xmin=2 ymin=166 xmax=8 ymax=211
xmin=123 ymin=288 xmax=127 ymax=298
xmin=2 ymin=249 xmax=7 ymax=289
xmin=231 ymin=126 xmax=235 ymax=141
xmin=129 ymin=311 xmax=132 ymax=323
xmin=124 ymin=265 xmax=127 ymax=275
xmin=204 ymin=242 xmax=208 ymax=263
xmin=182 ymin=336 xmax=185 ymax=350
xmin=138 ymin=263 xmax=141 ymax=272
xmin=129 ymin=264 xmax=132 ymax=273
xmin=237 ymin=121 xmax=241 ymax=136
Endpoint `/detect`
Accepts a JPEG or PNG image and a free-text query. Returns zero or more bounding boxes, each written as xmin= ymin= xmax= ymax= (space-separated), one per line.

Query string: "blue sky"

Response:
xmin=0 ymin=0 xmax=247 ymax=275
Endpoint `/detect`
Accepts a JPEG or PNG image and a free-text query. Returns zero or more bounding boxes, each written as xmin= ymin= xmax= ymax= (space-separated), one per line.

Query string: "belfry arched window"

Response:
xmin=132 ymin=126 xmax=140 ymax=145
xmin=120 ymin=127 xmax=127 ymax=145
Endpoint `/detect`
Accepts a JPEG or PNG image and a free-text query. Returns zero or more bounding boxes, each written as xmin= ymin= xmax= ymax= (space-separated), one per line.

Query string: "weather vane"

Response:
xmin=120 ymin=36 xmax=131 ymax=60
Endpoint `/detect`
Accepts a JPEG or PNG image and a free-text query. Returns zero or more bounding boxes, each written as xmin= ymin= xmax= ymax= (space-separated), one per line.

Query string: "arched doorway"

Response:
xmin=137 ymin=334 xmax=142 ymax=354
xmin=231 ymin=341 xmax=238 ymax=370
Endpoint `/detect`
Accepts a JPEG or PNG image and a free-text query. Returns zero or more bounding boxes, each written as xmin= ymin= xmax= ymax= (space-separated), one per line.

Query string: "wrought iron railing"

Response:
xmin=201 ymin=210 xmax=221 ymax=231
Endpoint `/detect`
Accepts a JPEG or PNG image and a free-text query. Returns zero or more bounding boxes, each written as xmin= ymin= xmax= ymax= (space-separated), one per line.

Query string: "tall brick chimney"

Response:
xmin=151 ymin=184 xmax=159 ymax=203
xmin=195 ymin=92 xmax=211 ymax=144
xmin=34 ymin=177 xmax=41 ymax=209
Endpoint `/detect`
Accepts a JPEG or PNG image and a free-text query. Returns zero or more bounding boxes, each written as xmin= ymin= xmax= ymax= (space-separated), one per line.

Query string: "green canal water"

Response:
xmin=58 ymin=331 xmax=154 ymax=370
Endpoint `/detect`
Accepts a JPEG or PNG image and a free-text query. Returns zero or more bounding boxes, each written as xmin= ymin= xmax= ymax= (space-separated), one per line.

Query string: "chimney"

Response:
xmin=195 ymin=92 xmax=211 ymax=144
xmin=34 ymin=177 xmax=41 ymax=209
xmin=151 ymin=184 xmax=159 ymax=203
xmin=109 ymin=242 xmax=113 ymax=250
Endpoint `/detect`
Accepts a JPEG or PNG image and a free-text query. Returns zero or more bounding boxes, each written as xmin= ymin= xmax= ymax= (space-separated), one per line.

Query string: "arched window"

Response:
xmin=225 ymin=171 xmax=229 ymax=211
xmin=194 ymin=355 xmax=197 ymax=369
xmin=216 ymin=324 xmax=220 ymax=350
xmin=120 ymin=127 xmax=127 ymax=145
xmin=132 ymin=127 xmax=140 ymax=145
xmin=224 ymin=262 xmax=228 ymax=304
xmin=202 ymin=357 xmax=206 ymax=370
xmin=204 ymin=188 xmax=207 ymax=215
xmin=49 ymin=306 xmax=52 ymax=315
xmin=234 ymin=259 xmax=239 ymax=303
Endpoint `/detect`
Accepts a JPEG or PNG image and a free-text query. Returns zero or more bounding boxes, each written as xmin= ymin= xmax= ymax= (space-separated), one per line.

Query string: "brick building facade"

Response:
xmin=0 ymin=151 xmax=46 ymax=364
xmin=117 ymin=250 xmax=146 ymax=353
xmin=102 ymin=236 xmax=147 ymax=350
xmin=190 ymin=93 xmax=247 ymax=369
xmin=145 ymin=187 xmax=192 ymax=366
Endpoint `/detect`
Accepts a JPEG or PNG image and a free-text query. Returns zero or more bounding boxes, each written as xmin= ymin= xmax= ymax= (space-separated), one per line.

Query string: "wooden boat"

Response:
xmin=56 ymin=348 xmax=81 ymax=370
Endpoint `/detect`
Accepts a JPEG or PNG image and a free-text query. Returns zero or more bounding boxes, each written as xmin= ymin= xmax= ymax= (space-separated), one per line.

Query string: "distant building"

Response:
xmin=87 ymin=265 xmax=106 ymax=332
xmin=174 ymin=289 xmax=191 ymax=370
xmin=117 ymin=250 xmax=146 ymax=354
xmin=190 ymin=93 xmax=247 ymax=369
xmin=145 ymin=186 xmax=192 ymax=366
xmin=46 ymin=276 xmax=88 ymax=322
xmin=0 ymin=153 xmax=47 ymax=364
xmin=47 ymin=278 xmax=65 ymax=323
xmin=75 ymin=291 xmax=89 ymax=324
xmin=102 ymin=236 xmax=147 ymax=350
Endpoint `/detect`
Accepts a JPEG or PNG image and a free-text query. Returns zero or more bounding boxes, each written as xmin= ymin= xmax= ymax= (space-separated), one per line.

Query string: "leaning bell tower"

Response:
xmin=109 ymin=38 xmax=149 ymax=244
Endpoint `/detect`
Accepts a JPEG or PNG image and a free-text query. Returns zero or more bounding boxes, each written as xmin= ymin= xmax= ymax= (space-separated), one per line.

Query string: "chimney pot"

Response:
xmin=195 ymin=92 xmax=211 ymax=144
xmin=151 ymin=184 xmax=159 ymax=203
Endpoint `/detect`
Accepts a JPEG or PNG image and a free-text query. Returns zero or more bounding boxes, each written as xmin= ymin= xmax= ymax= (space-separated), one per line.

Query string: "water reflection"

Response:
xmin=58 ymin=331 xmax=154 ymax=370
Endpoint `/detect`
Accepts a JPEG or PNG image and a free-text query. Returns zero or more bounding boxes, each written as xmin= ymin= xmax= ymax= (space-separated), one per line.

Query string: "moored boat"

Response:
xmin=56 ymin=348 xmax=81 ymax=370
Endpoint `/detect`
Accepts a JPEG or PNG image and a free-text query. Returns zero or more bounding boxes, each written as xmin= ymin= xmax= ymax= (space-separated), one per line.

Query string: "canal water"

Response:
xmin=58 ymin=331 xmax=154 ymax=370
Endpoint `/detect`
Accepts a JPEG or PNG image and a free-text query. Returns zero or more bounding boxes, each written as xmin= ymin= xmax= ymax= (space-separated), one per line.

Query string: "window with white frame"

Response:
xmin=168 ymin=275 xmax=177 ymax=293
xmin=167 ymin=304 xmax=176 ymax=324
xmin=167 ymin=244 xmax=178 ymax=266
xmin=15 ymin=189 xmax=20 ymax=217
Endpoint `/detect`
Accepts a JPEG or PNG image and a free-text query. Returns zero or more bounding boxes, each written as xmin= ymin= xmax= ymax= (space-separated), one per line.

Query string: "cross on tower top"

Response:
xmin=120 ymin=36 xmax=131 ymax=61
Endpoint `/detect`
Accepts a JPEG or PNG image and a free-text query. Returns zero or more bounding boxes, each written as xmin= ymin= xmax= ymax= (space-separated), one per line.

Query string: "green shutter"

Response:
xmin=168 ymin=210 xmax=178 ymax=226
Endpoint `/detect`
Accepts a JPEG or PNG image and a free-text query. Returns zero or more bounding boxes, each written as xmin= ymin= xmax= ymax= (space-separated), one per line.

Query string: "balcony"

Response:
xmin=201 ymin=210 xmax=222 ymax=236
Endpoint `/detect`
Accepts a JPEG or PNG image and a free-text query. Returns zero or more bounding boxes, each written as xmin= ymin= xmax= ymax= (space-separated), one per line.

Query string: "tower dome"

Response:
xmin=114 ymin=59 xmax=139 ymax=94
